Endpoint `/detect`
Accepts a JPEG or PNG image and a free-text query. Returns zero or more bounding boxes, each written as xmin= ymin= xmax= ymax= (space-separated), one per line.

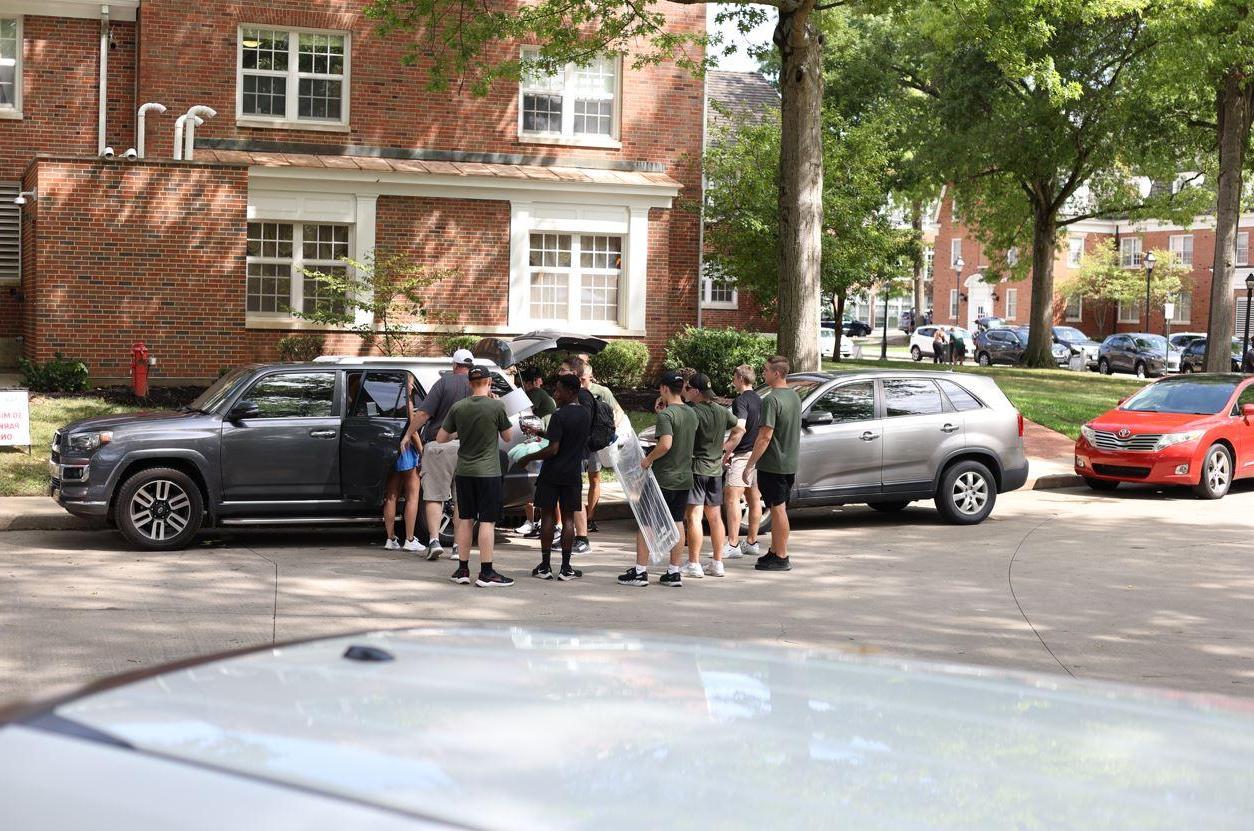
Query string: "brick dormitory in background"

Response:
xmin=0 ymin=0 xmax=713 ymax=383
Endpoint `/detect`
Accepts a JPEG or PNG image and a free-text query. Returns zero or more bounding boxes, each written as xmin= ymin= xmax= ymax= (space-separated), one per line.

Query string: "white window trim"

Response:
xmin=236 ymin=24 xmax=351 ymax=130
xmin=948 ymin=288 xmax=959 ymax=320
xmin=1236 ymin=232 xmax=1249 ymax=267
xmin=1117 ymin=301 xmax=1140 ymax=324
xmin=245 ymin=220 xmax=354 ymax=324
xmin=1067 ymin=236 xmax=1084 ymax=268
xmin=518 ymin=47 xmax=622 ymax=149
xmin=0 ymin=15 xmax=22 ymax=120
xmin=701 ymin=273 xmax=738 ymax=310
xmin=526 ymin=233 xmax=624 ymax=325
xmin=950 ymin=238 xmax=962 ymax=267
xmin=1064 ymin=295 xmax=1083 ymax=322
xmin=1171 ymin=291 xmax=1191 ymax=324
xmin=1005 ymin=287 xmax=1018 ymax=320
xmin=1119 ymin=237 xmax=1143 ymax=269
xmin=1168 ymin=234 xmax=1193 ymax=266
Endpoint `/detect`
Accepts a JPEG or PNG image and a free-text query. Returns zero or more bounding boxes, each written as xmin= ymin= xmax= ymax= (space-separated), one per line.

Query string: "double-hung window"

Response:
xmin=239 ymin=27 xmax=349 ymax=127
xmin=1064 ymin=295 xmax=1083 ymax=322
xmin=1236 ymin=232 xmax=1249 ymax=267
xmin=1005 ymin=287 xmax=1018 ymax=319
xmin=246 ymin=222 xmax=349 ymax=318
xmin=1119 ymin=237 xmax=1143 ymax=268
xmin=1067 ymin=236 xmax=1084 ymax=268
xmin=528 ymin=233 xmax=624 ymax=324
xmin=0 ymin=17 xmax=20 ymax=116
xmin=1117 ymin=300 xmax=1139 ymax=324
xmin=948 ymin=289 xmax=959 ymax=320
xmin=950 ymin=238 xmax=963 ymax=267
xmin=519 ymin=49 xmax=619 ymax=145
xmin=701 ymin=265 xmax=737 ymax=309
xmin=1171 ymin=291 xmax=1191 ymax=324
xmin=1169 ymin=234 xmax=1193 ymax=266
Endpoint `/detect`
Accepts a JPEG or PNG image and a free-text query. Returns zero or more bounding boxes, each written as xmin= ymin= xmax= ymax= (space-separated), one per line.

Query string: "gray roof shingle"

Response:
xmin=705 ymin=70 xmax=779 ymax=138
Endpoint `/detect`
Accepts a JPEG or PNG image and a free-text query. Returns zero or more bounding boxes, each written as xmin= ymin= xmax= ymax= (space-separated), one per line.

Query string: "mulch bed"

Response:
xmin=37 ymin=385 xmax=208 ymax=409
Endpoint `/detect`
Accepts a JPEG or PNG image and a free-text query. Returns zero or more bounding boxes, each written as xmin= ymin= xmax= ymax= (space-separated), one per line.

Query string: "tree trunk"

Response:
xmin=910 ymin=199 xmax=926 ymax=327
xmin=1024 ymin=204 xmax=1059 ymax=367
xmin=1204 ymin=71 xmax=1254 ymax=372
xmin=832 ymin=289 xmax=846 ymax=361
xmin=774 ymin=0 xmax=823 ymax=372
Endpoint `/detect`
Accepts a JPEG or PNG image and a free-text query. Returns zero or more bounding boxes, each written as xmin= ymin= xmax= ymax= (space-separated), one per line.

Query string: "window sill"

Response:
xmin=237 ymin=117 xmax=351 ymax=134
xmin=245 ymin=315 xmax=350 ymax=331
xmin=701 ymin=301 xmax=739 ymax=311
xmin=517 ymin=133 xmax=622 ymax=150
xmin=0 ymin=110 xmax=22 ymax=121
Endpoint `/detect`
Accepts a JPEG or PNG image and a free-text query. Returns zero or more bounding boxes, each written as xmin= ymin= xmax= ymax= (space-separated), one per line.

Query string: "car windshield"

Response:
xmin=189 ymin=367 xmax=253 ymax=412
xmin=1121 ymin=379 xmax=1238 ymax=415
xmin=1054 ymin=327 xmax=1087 ymax=343
xmin=1133 ymin=335 xmax=1168 ymax=351
xmin=757 ymin=379 xmax=823 ymax=400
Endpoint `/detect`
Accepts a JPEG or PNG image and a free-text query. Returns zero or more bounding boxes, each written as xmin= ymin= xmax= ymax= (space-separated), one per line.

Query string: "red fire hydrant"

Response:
xmin=131 ymin=342 xmax=150 ymax=399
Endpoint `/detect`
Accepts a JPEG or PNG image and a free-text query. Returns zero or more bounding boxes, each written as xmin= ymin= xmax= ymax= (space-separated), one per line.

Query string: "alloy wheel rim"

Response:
xmin=1207 ymin=452 xmax=1230 ymax=491
xmin=953 ymin=471 xmax=989 ymax=515
xmin=130 ymin=479 xmax=191 ymax=542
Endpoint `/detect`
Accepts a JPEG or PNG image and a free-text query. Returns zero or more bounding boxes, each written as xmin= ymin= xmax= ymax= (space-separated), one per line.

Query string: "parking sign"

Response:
xmin=0 ymin=389 xmax=31 ymax=447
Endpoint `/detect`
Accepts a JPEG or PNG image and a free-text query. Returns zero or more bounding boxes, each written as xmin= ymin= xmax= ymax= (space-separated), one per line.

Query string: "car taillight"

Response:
xmin=1017 ymin=411 xmax=1024 ymax=437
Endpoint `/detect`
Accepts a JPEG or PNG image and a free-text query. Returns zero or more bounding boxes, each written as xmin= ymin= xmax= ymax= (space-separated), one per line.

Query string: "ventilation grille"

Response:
xmin=0 ymin=182 xmax=19 ymax=281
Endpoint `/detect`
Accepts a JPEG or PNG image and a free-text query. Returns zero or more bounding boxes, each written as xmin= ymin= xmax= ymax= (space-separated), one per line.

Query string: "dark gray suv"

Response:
xmin=50 ymin=361 xmax=537 ymax=550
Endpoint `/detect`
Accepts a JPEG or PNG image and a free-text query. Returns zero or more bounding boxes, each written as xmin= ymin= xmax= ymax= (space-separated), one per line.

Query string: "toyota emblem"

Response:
xmin=1116 ymin=427 xmax=1132 ymax=439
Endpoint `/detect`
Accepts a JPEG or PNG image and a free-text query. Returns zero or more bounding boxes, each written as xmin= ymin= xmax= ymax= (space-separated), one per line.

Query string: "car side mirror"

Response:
xmin=1243 ymin=403 xmax=1254 ymax=420
xmin=804 ymin=410 xmax=834 ymax=427
xmin=228 ymin=400 xmax=260 ymax=421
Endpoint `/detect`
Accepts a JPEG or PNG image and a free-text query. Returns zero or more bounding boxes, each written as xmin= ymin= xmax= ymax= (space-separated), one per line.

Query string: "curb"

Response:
xmin=1030 ymin=473 xmax=1085 ymax=491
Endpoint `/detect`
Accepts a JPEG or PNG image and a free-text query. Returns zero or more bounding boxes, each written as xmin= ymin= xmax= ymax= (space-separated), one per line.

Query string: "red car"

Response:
xmin=1075 ymin=373 xmax=1254 ymax=498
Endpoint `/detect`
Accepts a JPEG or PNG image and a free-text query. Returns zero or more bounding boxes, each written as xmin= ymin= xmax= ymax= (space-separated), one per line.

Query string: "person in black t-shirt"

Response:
xmin=724 ymin=364 xmax=763 ymax=559
xmin=518 ymin=374 xmax=592 ymax=581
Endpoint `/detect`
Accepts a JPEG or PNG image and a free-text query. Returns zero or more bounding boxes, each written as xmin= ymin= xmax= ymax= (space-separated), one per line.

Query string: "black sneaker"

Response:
xmin=659 ymin=571 xmax=683 ymax=588
xmin=476 ymin=570 xmax=515 ymax=588
xmin=523 ymin=526 xmax=542 ymax=539
xmin=572 ymin=538 xmax=591 ymax=554
xmin=754 ymin=552 xmax=792 ymax=572
xmin=532 ymin=564 xmax=554 ymax=580
xmin=587 ymin=520 xmax=600 ymax=533
xmin=558 ymin=566 xmax=583 ymax=581
xmin=617 ymin=567 xmax=648 ymax=587
xmin=450 ymin=563 xmax=471 ymax=584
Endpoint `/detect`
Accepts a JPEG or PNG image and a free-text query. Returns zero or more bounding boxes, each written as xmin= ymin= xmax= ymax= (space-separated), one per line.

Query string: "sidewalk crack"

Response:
xmin=1006 ymin=514 xmax=1074 ymax=677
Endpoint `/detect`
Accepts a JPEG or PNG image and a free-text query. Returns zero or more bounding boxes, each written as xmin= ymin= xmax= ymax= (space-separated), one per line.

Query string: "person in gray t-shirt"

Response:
xmin=410 ymin=349 xmax=475 ymax=558
xmin=416 ymin=369 xmax=473 ymax=443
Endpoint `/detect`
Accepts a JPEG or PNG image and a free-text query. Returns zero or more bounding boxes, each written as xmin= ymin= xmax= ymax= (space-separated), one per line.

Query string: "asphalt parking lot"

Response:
xmin=2 ymin=483 xmax=1253 ymax=706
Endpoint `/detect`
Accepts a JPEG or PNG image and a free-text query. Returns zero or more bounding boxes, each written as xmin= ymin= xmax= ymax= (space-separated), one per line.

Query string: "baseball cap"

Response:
xmin=688 ymin=373 xmax=711 ymax=393
xmin=468 ymin=366 xmax=491 ymax=382
xmin=452 ymin=348 xmax=475 ymax=366
xmin=659 ymin=370 xmax=685 ymax=391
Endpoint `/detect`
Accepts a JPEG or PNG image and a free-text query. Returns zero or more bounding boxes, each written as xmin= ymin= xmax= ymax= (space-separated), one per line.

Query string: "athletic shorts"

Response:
xmin=757 ymin=471 xmax=795 ymax=508
xmin=688 ymin=474 xmax=724 ymax=507
xmin=660 ymin=487 xmax=688 ymax=523
xmin=726 ymin=452 xmax=755 ymax=489
xmin=583 ymin=449 xmax=602 ymax=474
xmin=395 ymin=445 xmax=419 ymax=473
xmin=420 ymin=440 xmax=458 ymax=502
xmin=534 ymin=481 xmax=582 ymax=514
xmin=456 ymin=475 xmax=503 ymax=523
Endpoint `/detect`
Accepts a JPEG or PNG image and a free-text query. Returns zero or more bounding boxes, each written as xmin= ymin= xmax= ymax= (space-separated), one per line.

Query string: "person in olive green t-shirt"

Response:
xmin=437 ymin=367 xmax=514 ymax=588
xmin=618 ymin=370 xmax=696 ymax=589
xmin=681 ymin=373 xmax=745 ymax=578
xmin=744 ymin=356 xmax=801 ymax=572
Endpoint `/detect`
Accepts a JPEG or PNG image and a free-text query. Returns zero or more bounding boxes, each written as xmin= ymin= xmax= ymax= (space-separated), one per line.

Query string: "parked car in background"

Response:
xmin=909 ymin=325 xmax=974 ymax=361
xmin=973 ymin=327 xmax=1070 ymax=367
xmin=1169 ymin=332 xmax=1206 ymax=351
xmin=843 ymin=317 xmax=873 ymax=336
xmin=819 ymin=326 xmax=859 ymax=360
xmin=1052 ymin=326 xmax=1101 ymax=370
xmin=1180 ymin=337 xmax=1243 ymax=373
xmin=1076 ymin=374 xmax=1254 ymax=498
xmin=975 ymin=315 xmax=1006 ymax=332
xmin=1097 ymin=333 xmax=1181 ymax=377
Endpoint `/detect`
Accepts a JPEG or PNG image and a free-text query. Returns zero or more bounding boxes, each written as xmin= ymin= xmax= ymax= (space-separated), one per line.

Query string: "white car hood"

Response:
xmin=38 ymin=628 xmax=1254 ymax=830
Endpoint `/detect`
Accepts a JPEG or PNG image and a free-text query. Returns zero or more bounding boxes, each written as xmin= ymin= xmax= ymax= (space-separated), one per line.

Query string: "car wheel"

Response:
xmin=1135 ymin=361 xmax=1147 ymax=379
xmin=868 ymin=501 xmax=910 ymax=513
xmin=1193 ymin=444 xmax=1233 ymax=500
xmin=1182 ymin=364 xmax=1193 ymax=374
xmin=910 ymin=346 xmax=922 ymax=362
xmin=977 ymin=351 xmax=992 ymax=366
xmin=1083 ymin=477 xmax=1119 ymax=492
xmin=1098 ymin=358 xmax=1111 ymax=375
xmin=935 ymin=460 xmax=997 ymax=525
xmin=115 ymin=467 xmax=203 ymax=550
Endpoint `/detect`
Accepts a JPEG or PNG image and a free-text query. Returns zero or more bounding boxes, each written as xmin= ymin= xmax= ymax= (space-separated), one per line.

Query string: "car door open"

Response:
xmin=340 ymin=370 xmax=413 ymax=505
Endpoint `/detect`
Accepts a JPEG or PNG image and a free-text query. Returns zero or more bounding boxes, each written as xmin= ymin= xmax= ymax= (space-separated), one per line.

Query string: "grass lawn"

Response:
xmin=0 ymin=396 xmax=137 ymax=496
xmin=823 ymin=358 xmax=1148 ymax=439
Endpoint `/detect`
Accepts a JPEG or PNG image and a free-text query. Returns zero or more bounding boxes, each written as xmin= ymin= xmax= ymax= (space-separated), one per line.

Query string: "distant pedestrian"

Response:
xmin=724 ymin=365 xmax=762 ymax=560
xmin=682 ymin=373 xmax=744 ymax=578
xmin=949 ymin=327 xmax=967 ymax=365
xmin=618 ymin=370 xmax=697 ymax=588
xmin=932 ymin=328 xmax=949 ymax=364
xmin=410 ymin=349 xmax=474 ymax=560
xmin=516 ymin=366 xmax=556 ymax=539
xmin=743 ymin=356 xmax=801 ymax=572
xmin=438 ymin=366 xmax=514 ymax=588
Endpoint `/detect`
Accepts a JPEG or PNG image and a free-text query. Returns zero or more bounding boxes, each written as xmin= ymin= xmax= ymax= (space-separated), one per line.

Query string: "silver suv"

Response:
xmin=753 ymin=370 xmax=1028 ymax=527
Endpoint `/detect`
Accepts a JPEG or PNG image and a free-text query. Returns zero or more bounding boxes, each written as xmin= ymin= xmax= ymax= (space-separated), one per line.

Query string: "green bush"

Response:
xmin=19 ymin=353 xmax=90 ymax=393
xmin=276 ymin=334 xmax=324 ymax=363
xmin=590 ymin=339 xmax=649 ymax=390
xmin=436 ymin=333 xmax=481 ymax=355
xmin=664 ymin=327 xmax=775 ymax=396
xmin=517 ymin=350 xmax=564 ymax=382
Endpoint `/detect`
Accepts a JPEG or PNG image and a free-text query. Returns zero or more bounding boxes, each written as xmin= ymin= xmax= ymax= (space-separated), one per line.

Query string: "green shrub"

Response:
xmin=664 ymin=327 xmax=775 ymax=396
xmin=19 ymin=353 xmax=90 ymax=393
xmin=516 ymin=350 xmax=564 ymax=382
xmin=590 ymin=339 xmax=649 ymax=390
xmin=436 ymin=333 xmax=481 ymax=355
xmin=276 ymin=334 xmax=324 ymax=363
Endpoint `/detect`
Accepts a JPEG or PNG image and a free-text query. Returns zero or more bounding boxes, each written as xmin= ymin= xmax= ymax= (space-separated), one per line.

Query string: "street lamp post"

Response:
xmin=1163 ymin=298 xmax=1175 ymax=373
xmin=954 ymin=256 xmax=966 ymax=323
xmin=1243 ymin=272 xmax=1254 ymax=366
xmin=880 ymin=281 xmax=890 ymax=361
xmin=1143 ymin=250 xmax=1156 ymax=332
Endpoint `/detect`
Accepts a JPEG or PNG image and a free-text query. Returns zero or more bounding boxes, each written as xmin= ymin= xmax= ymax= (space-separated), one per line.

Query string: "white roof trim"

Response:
xmin=0 ymin=1 xmax=139 ymax=21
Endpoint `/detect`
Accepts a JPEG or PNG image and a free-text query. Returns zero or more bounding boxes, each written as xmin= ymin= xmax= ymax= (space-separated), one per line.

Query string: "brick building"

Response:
xmin=933 ymin=195 xmax=1254 ymax=340
xmin=0 ymin=0 xmax=705 ymax=381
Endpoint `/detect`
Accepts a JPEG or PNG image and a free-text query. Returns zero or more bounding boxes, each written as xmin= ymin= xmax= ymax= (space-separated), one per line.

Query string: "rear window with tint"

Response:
xmin=937 ymin=379 xmax=983 ymax=412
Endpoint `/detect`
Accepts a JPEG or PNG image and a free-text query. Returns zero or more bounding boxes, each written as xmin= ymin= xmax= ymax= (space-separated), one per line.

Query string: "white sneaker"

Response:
xmin=722 ymin=543 xmax=744 ymax=559
xmin=680 ymin=562 xmax=704 ymax=579
xmin=448 ymin=543 xmax=460 ymax=560
xmin=516 ymin=521 xmax=535 ymax=536
xmin=741 ymin=541 xmax=762 ymax=557
xmin=402 ymin=537 xmax=423 ymax=553
xmin=384 ymin=537 xmax=401 ymax=551
xmin=425 ymin=541 xmax=444 ymax=561
xmin=703 ymin=560 xmax=725 ymax=577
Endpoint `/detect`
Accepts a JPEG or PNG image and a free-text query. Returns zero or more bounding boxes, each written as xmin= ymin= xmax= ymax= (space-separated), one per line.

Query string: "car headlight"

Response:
xmin=1080 ymin=424 xmax=1096 ymax=444
xmin=67 ymin=431 xmax=112 ymax=452
xmin=1154 ymin=429 xmax=1205 ymax=450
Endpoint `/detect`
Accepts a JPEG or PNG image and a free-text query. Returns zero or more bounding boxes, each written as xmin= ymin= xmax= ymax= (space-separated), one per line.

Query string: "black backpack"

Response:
xmin=587 ymin=398 xmax=616 ymax=452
